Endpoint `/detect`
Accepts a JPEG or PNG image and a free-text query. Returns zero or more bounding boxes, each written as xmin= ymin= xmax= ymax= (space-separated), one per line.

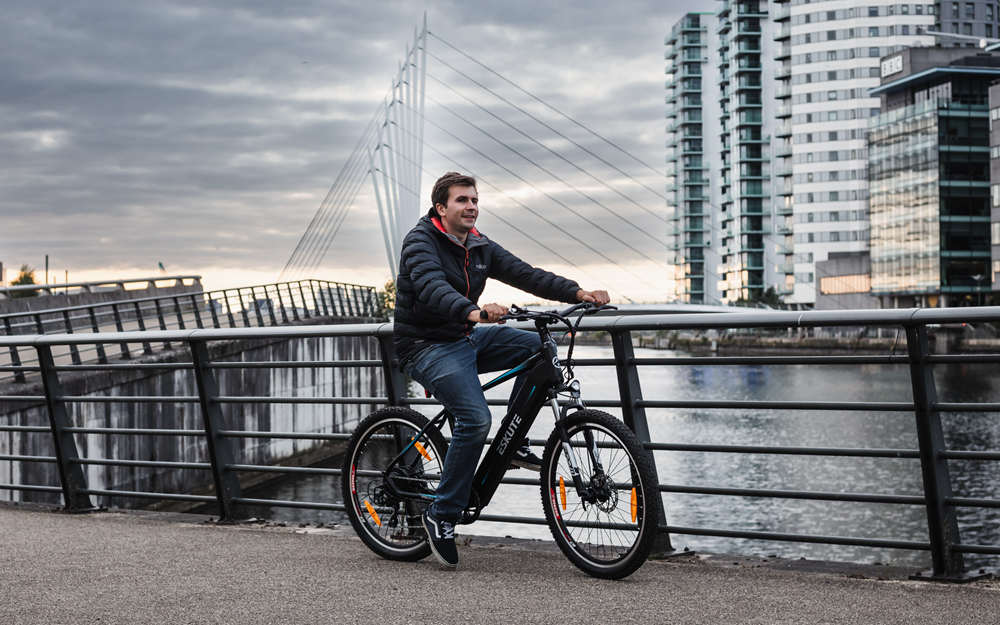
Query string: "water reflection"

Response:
xmin=243 ymin=346 xmax=999 ymax=568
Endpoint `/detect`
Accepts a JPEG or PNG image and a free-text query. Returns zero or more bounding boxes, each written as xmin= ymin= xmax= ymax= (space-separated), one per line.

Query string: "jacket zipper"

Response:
xmin=463 ymin=249 xmax=470 ymax=297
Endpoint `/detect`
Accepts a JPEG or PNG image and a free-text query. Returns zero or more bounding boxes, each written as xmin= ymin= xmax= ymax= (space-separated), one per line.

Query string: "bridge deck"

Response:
xmin=2 ymin=505 xmax=997 ymax=624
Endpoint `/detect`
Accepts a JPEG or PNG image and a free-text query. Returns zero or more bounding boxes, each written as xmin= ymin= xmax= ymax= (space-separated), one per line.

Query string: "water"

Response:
xmin=240 ymin=345 xmax=1000 ymax=568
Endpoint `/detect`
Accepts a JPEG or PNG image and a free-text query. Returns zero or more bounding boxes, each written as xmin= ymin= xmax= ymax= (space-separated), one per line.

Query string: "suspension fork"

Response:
xmin=551 ymin=397 xmax=596 ymax=501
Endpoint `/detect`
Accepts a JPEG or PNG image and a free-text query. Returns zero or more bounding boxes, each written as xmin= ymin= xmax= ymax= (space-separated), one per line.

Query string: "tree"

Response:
xmin=9 ymin=264 xmax=39 ymax=298
xmin=379 ymin=279 xmax=396 ymax=315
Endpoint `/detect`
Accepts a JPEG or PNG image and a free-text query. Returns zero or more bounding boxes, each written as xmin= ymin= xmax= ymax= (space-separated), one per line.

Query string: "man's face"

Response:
xmin=436 ymin=185 xmax=478 ymax=235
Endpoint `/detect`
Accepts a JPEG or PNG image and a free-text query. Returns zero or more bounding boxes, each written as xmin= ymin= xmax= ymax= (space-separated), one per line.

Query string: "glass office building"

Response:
xmin=869 ymin=48 xmax=999 ymax=306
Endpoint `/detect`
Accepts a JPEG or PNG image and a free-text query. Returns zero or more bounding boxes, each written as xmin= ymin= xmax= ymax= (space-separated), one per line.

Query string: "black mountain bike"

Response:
xmin=341 ymin=303 xmax=662 ymax=579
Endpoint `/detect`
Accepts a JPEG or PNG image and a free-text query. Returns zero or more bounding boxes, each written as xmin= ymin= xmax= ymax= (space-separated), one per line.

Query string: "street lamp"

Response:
xmin=971 ymin=273 xmax=985 ymax=307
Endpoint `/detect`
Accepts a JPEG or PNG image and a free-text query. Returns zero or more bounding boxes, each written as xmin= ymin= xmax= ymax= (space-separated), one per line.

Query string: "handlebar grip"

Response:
xmin=479 ymin=309 xmax=489 ymax=321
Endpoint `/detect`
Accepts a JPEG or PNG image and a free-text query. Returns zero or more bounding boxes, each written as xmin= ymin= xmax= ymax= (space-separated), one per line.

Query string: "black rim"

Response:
xmin=547 ymin=422 xmax=646 ymax=567
xmin=349 ymin=417 xmax=442 ymax=553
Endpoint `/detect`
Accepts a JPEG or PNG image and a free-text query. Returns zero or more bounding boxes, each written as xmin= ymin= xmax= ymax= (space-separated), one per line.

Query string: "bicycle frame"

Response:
xmin=382 ymin=320 xmax=587 ymax=517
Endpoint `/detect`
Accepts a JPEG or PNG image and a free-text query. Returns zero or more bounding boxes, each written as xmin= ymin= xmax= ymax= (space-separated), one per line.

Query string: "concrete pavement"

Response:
xmin=2 ymin=504 xmax=998 ymax=624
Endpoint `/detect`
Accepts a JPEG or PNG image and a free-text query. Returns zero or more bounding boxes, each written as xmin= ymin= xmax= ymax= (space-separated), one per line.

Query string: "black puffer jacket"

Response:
xmin=393 ymin=216 xmax=580 ymax=361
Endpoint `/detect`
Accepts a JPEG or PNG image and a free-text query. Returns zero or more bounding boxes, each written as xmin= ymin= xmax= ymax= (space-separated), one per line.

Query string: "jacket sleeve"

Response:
xmin=487 ymin=241 xmax=581 ymax=304
xmin=401 ymin=231 xmax=478 ymax=322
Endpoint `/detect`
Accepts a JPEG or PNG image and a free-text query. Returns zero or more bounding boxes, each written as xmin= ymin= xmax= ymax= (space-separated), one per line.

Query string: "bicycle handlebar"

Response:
xmin=497 ymin=302 xmax=617 ymax=324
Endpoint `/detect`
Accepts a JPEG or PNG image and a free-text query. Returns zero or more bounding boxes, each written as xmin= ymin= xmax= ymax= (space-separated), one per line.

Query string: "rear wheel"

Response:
xmin=341 ymin=407 xmax=447 ymax=561
xmin=540 ymin=410 xmax=662 ymax=579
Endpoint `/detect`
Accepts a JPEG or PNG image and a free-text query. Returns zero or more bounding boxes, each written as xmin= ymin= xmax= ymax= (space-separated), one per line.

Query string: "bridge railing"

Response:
xmin=0 ymin=307 xmax=998 ymax=581
xmin=0 ymin=279 xmax=382 ymax=384
xmin=0 ymin=275 xmax=203 ymax=298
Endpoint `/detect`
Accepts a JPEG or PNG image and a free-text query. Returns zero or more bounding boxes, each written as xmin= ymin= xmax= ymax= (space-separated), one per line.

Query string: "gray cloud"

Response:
xmin=0 ymin=0 xmax=702 ymax=297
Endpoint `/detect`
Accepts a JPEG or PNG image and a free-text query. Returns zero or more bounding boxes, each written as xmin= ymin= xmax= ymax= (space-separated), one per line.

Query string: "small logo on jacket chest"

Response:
xmin=473 ymin=263 xmax=488 ymax=271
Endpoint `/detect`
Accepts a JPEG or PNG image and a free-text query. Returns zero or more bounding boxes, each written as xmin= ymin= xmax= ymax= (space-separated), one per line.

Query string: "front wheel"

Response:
xmin=341 ymin=407 xmax=448 ymax=561
xmin=540 ymin=410 xmax=663 ymax=579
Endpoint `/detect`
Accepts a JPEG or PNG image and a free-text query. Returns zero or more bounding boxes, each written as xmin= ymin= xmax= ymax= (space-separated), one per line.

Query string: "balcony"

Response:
xmin=775 ymin=122 xmax=792 ymax=137
xmin=775 ymin=84 xmax=791 ymax=99
xmin=775 ymin=44 xmax=791 ymax=60
xmin=772 ymin=4 xmax=790 ymax=21
xmin=776 ymin=104 xmax=791 ymax=118
xmin=774 ymin=24 xmax=790 ymax=40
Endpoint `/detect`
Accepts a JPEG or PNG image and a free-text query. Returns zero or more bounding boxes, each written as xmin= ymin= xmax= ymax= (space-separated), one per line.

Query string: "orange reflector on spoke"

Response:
xmin=364 ymin=500 xmax=382 ymax=527
xmin=413 ymin=440 xmax=432 ymax=461
xmin=630 ymin=488 xmax=637 ymax=523
xmin=559 ymin=476 xmax=567 ymax=511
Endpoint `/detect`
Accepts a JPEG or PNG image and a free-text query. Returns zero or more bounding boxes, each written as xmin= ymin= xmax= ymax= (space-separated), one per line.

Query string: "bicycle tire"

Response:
xmin=342 ymin=407 xmax=448 ymax=561
xmin=540 ymin=409 xmax=662 ymax=579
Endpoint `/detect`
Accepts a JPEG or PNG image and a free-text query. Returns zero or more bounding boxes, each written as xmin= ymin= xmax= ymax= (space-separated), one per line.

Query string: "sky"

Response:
xmin=1 ymin=0 xmax=699 ymax=303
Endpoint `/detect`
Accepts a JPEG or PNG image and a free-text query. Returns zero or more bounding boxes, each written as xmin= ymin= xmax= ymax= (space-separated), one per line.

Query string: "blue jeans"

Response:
xmin=402 ymin=325 xmax=540 ymax=522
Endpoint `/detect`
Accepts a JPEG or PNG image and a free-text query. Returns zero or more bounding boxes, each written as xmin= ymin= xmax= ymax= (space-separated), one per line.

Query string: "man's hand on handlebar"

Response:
xmin=575 ymin=289 xmax=610 ymax=306
xmin=469 ymin=303 xmax=508 ymax=324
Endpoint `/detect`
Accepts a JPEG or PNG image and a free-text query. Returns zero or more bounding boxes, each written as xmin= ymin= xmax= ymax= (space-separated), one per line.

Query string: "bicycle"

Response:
xmin=341 ymin=302 xmax=663 ymax=579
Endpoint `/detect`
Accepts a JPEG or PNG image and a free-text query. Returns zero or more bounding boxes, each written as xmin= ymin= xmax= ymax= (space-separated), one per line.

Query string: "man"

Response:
xmin=393 ymin=171 xmax=609 ymax=568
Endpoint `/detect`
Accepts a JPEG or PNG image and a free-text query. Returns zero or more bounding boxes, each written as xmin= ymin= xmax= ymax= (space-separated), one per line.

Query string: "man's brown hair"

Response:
xmin=428 ymin=171 xmax=477 ymax=217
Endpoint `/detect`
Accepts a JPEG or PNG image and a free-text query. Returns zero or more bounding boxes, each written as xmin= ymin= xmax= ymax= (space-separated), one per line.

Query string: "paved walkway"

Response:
xmin=2 ymin=505 xmax=998 ymax=624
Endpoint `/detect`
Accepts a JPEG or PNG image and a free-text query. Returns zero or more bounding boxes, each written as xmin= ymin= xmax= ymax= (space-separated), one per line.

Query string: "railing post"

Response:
xmin=275 ymin=285 xmax=290 ymax=324
xmin=153 ymin=299 xmax=171 ymax=350
xmin=223 ymin=291 xmax=237 ymax=327
xmin=610 ymin=328 xmax=674 ymax=555
xmin=172 ymin=296 xmax=186 ymax=330
xmin=4 ymin=317 xmax=26 ymax=384
xmin=133 ymin=301 xmax=154 ymax=355
xmin=334 ymin=285 xmax=346 ymax=316
xmin=297 ymin=281 xmax=311 ymax=319
xmin=110 ymin=303 xmax=131 ymax=360
xmin=62 ymin=311 xmax=82 ymax=365
xmin=285 ymin=284 xmax=301 ymax=321
xmin=250 ymin=287 xmax=266 ymax=326
xmin=314 ymin=281 xmax=331 ymax=317
xmin=237 ymin=290 xmax=251 ymax=327
xmin=263 ymin=286 xmax=279 ymax=326
xmin=905 ymin=324 xmax=967 ymax=580
xmin=377 ymin=333 xmax=408 ymax=407
xmin=88 ymin=308 xmax=108 ymax=364
xmin=189 ymin=340 xmax=242 ymax=521
xmin=207 ymin=293 xmax=221 ymax=328
xmin=36 ymin=344 xmax=96 ymax=511
xmin=189 ymin=293 xmax=205 ymax=329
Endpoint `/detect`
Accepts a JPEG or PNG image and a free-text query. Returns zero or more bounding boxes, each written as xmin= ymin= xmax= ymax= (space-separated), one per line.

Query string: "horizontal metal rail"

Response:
xmin=1 ymin=307 xmax=998 ymax=579
xmin=0 ymin=275 xmax=201 ymax=298
xmin=0 ymin=278 xmax=382 ymax=384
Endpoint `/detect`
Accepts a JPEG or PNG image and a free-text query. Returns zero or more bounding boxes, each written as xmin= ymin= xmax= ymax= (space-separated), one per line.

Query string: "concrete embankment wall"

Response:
xmin=0 ymin=319 xmax=383 ymax=507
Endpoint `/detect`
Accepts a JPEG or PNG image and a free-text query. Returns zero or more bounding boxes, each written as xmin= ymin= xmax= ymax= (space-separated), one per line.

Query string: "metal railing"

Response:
xmin=0 ymin=275 xmax=202 ymax=298
xmin=1 ymin=307 xmax=998 ymax=580
xmin=0 ymin=280 xmax=382 ymax=385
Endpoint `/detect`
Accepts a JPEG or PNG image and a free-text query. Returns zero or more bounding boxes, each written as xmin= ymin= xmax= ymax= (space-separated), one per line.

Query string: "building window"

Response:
xmin=868 ymin=6 xmax=878 ymax=17
xmin=963 ymin=22 xmax=973 ymax=35
xmin=952 ymin=2 xmax=959 ymax=18
xmin=869 ymin=26 xmax=879 ymax=37
xmin=901 ymin=4 xmax=910 ymax=14
xmin=965 ymin=2 xmax=975 ymax=19
xmin=828 ymin=30 xmax=838 ymax=40
xmin=869 ymin=47 xmax=880 ymax=57
xmin=992 ymin=221 xmax=1000 ymax=244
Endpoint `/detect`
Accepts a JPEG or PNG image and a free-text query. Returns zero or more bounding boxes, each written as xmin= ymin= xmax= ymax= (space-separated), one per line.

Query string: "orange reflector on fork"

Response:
xmin=559 ymin=476 xmax=567 ymax=511
xmin=364 ymin=500 xmax=382 ymax=527
xmin=630 ymin=488 xmax=637 ymax=523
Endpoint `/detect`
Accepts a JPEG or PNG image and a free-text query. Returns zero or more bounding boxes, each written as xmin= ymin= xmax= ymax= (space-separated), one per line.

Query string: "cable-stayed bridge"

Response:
xmin=279 ymin=16 xmax=675 ymax=304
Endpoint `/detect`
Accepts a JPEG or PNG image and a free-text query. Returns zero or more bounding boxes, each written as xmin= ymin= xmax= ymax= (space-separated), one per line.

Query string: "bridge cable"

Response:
xmin=281 ymin=114 xmax=376 ymax=277
xmin=427 ymin=92 xmax=664 ymax=254
xmin=392 ymin=117 xmax=661 ymax=295
xmin=370 ymin=137 xmax=639 ymax=302
xmin=425 ymin=38 xmax=666 ymax=198
xmin=281 ymin=115 xmax=379 ymax=278
xmin=426 ymin=72 xmax=666 ymax=225
xmin=421 ymin=101 xmax=663 ymax=266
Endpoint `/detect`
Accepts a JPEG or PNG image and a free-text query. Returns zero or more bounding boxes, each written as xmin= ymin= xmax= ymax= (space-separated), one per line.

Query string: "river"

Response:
xmin=239 ymin=345 xmax=1000 ymax=568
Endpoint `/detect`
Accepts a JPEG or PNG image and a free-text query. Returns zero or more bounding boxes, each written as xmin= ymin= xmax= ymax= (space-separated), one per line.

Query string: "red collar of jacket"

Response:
xmin=431 ymin=216 xmax=481 ymax=241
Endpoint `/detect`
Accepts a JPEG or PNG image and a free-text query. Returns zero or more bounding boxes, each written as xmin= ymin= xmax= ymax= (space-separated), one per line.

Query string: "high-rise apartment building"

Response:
xmin=667 ymin=1 xmax=943 ymax=307
xmin=666 ymin=3 xmax=791 ymax=304
xmin=785 ymin=1 xmax=935 ymax=305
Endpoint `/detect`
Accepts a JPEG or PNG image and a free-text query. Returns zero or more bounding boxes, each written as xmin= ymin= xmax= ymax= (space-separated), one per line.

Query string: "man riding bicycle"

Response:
xmin=393 ymin=171 xmax=609 ymax=568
